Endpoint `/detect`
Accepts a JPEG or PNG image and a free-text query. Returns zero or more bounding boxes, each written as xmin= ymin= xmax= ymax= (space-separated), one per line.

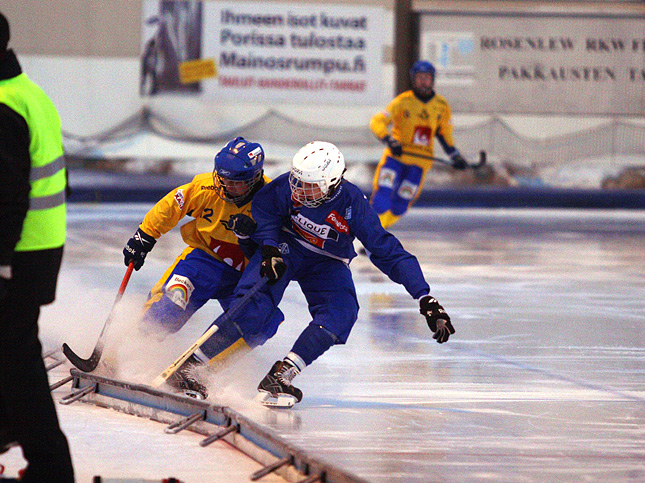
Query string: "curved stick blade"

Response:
xmin=474 ymin=150 xmax=487 ymax=168
xmin=62 ymin=342 xmax=102 ymax=372
xmin=60 ymin=263 xmax=133 ymax=374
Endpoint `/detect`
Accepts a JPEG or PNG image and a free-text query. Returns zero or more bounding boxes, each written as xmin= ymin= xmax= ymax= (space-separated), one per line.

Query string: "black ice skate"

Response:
xmin=165 ymin=355 xmax=209 ymax=400
xmin=256 ymin=360 xmax=303 ymax=408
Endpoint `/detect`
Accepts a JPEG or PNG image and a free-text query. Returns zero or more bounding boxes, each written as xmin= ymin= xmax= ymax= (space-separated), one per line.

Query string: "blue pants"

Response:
xmin=200 ymin=241 xmax=360 ymax=366
xmin=370 ymin=155 xmax=424 ymax=217
xmin=143 ymin=247 xmax=243 ymax=335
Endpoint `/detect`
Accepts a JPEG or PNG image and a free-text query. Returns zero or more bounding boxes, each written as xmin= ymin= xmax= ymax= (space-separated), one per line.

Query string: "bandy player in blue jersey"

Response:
xmin=173 ymin=141 xmax=455 ymax=406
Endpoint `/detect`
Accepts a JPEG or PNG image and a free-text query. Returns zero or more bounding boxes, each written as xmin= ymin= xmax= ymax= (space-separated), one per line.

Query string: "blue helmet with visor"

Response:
xmin=212 ymin=137 xmax=264 ymax=203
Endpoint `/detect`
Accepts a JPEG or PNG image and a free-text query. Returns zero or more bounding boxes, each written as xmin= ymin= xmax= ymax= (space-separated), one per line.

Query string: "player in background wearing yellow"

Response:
xmin=369 ymin=61 xmax=467 ymax=229
xmin=122 ymin=137 xmax=281 ymax=398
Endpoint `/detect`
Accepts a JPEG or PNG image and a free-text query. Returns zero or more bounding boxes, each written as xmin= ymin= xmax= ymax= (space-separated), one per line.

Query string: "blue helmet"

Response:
xmin=212 ymin=137 xmax=264 ymax=203
xmin=410 ymin=60 xmax=436 ymax=78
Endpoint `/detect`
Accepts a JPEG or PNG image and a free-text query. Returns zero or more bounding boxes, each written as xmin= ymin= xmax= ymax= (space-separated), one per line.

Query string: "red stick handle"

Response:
xmin=115 ymin=261 xmax=135 ymax=301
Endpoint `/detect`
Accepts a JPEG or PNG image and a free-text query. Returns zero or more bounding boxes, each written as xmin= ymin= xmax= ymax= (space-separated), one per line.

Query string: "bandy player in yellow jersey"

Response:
xmin=369 ymin=61 xmax=468 ymax=228
xmin=122 ymin=137 xmax=283 ymax=396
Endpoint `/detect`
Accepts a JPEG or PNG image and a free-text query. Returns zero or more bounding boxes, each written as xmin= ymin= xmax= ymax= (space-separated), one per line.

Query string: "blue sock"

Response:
xmin=289 ymin=323 xmax=338 ymax=367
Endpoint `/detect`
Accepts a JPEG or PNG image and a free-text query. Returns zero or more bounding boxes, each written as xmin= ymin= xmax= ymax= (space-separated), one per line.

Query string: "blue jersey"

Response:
xmin=251 ymin=173 xmax=430 ymax=299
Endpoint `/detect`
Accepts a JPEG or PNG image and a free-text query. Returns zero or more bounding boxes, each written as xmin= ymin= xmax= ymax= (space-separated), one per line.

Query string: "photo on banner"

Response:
xmin=141 ymin=0 xmax=205 ymax=95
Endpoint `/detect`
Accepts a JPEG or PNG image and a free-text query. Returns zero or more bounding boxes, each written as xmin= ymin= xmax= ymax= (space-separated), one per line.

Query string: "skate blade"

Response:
xmin=255 ymin=391 xmax=297 ymax=408
xmin=166 ymin=387 xmax=207 ymax=400
xmin=181 ymin=389 xmax=207 ymax=400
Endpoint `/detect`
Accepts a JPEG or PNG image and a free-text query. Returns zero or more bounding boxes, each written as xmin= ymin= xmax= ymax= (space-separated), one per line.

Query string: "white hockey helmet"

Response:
xmin=289 ymin=141 xmax=345 ymax=208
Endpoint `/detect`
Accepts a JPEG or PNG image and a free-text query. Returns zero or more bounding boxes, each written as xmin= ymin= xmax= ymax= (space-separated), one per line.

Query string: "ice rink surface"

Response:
xmin=1 ymin=204 xmax=644 ymax=482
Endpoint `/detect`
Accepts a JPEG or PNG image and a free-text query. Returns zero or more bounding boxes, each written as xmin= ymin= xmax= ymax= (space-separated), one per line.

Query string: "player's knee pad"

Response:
xmin=390 ymin=179 xmax=419 ymax=216
xmin=163 ymin=273 xmax=196 ymax=310
xmin=376 ymin=165 xmax=398 ymax=191
xmin=143 ymin=273 xmax=198 ymax=332
xmin=143 ymin=296 xmax=195 ymax=334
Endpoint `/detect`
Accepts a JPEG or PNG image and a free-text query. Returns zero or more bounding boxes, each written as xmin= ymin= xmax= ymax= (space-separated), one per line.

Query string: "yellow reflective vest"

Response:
xmin=0 ymin=72 xmax=66 ymax=251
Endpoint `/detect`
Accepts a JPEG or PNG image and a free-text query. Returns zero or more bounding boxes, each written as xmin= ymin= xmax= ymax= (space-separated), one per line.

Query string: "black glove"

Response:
xmin=419 ymin=295 xmax=455 ymax=343
xmin=225 ymin=214 xmax=257 ymax=239
xmin=123 ymin=228 xmax=156 ymax=270
xmin=382 ymin=135 xmax=403 ymax=157
xmin=260 ymin=245 xmax=286 ymax=285
xmin=450 ymin=152 xmax=468 ymax=170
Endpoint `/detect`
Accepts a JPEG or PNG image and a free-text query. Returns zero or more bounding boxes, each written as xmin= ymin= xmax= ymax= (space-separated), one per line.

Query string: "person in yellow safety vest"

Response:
xmin=369 ymin=60 xmax=468 ymax=229
xmin=0 ymin=11 xmax=74 ymax=483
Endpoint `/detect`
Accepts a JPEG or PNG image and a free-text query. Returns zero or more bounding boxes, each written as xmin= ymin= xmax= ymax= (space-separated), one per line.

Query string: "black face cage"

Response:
xmin=213 ymin=170 xmax=262 ymax=204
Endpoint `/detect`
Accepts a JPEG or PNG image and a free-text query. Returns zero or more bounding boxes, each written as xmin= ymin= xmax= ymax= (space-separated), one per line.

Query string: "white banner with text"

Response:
xmin=419 ymin=12 xmax=645 ymax=115
xmin=141 ymin=0 xmax=384 ymax=104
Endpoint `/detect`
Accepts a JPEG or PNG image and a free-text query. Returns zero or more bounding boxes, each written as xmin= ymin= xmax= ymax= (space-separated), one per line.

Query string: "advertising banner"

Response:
xmin=141 ymin=0 xmax=384 ymax=104
xmin=419 ymin=12 xmax=645 ymax=115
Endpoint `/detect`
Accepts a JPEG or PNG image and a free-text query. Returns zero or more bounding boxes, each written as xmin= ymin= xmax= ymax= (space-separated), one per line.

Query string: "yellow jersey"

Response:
xmin=370 ymin=90 xmax=456 ymax=169
xmin=140 ymin=172 xmax=269 ymax=272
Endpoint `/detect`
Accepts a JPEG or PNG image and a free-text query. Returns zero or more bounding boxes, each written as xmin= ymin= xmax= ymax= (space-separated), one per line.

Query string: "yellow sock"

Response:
xmin=378 ymin=211 xmax=400 ymax=229
xmin=205 ymin=338 xmax=252 ymax=369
